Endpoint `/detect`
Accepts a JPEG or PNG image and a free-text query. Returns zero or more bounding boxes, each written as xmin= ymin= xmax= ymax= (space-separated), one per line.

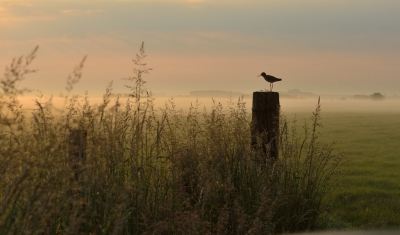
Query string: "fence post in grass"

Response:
xmin=68 ymin=128 xmax=87 ymax=218
xmin=251 ymin=91 xmax=280 ymax=166
xmin=69 ymin=128 xmax=87 ymax=182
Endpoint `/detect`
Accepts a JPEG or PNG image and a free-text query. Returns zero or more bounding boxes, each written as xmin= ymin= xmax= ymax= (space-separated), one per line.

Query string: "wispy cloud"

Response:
xmin=0 ymin=2 xmax=54 ymax=25
xmin=84 ymin=9 xmax=103 ymax=14
xmin=59 ymin=9 xmax=104 ymax=15
xmin=0 ymin=13 xmax=54 ymax=25
xmin=59 ymin=9 xmax=80 ymax=15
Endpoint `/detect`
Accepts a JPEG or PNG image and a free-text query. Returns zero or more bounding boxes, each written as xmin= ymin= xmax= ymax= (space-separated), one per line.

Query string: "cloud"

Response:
xmin=0 ymin=2 xmax=55 ymax=25
xmin=0 ymin=13 xmax=54 ymax=25
xmin=59 ymin=9 xmax=104 ymax=15
xmin=84 ymin=9 xmax=104 ymax=14
xmin=59 ymin=9 xmax=80 ymax=14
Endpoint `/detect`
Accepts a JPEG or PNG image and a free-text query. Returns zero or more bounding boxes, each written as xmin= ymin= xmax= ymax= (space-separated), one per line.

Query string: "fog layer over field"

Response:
xmin=18 ymin=95 xmax=400 ymax=113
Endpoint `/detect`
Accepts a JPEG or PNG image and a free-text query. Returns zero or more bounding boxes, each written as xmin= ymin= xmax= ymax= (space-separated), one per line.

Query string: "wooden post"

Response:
xmin=68 ymin=129 xmax=87 ymax=216
xmin=69 ymin=129 xmax=87 ymax=182
xmin=251 ymin=92 xmax=280 ymax=165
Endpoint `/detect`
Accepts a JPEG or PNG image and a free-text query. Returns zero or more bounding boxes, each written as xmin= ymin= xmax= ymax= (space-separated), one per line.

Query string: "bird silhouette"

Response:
xmin=258 ymin=72 xmax=282 ymax=92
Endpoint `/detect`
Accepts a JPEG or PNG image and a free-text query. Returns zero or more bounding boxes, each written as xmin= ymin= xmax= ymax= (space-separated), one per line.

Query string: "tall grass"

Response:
xmin=0 ymin=43 xmax=342 ymax=234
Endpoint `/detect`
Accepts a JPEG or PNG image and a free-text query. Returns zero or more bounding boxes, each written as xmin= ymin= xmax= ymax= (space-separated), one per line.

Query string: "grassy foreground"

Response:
xmin=0 ymin=44 xmax=342 ymax=234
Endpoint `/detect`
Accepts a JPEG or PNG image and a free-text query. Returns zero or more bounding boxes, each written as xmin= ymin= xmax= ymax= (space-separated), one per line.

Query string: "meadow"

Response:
xmin=0 ymin=44 xmax=398 ymax=234
xmin=308 ymin=112 xmax=400 ymax=229
xmin=153 ymin=94 xmax=400 ymax=231
xmin=205 ymin=100 xmax=400 ymax=230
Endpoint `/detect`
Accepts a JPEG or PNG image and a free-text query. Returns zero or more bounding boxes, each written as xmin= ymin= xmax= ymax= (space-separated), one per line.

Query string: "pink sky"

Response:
xmin=1 ymin=0 xmax=400 ymax=97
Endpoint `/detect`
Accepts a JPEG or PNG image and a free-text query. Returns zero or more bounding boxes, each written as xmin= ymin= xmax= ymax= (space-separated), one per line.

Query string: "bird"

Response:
xmin=257 ymin=72 xmax=282 ymax=92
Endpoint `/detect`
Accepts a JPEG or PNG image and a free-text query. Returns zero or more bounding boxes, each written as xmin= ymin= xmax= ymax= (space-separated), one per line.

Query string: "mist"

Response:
xmin=17 ymin=94 xmax=399 ymax=115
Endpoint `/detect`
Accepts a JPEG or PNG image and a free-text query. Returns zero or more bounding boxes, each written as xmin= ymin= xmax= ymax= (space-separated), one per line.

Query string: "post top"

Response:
xmin=253 ymin=91 xmax=279 ymax=94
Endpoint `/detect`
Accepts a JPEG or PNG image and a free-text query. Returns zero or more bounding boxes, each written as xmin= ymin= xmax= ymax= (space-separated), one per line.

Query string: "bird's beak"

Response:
xmin=257 ymin=74 xmax=261 ymax=77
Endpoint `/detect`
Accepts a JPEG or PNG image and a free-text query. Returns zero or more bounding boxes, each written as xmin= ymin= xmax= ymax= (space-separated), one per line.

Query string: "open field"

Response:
xmin=310 ymin=112 xmax=400 ymax=229
xmin=154 ymin=96 xmax=400 ymax=229
xmin=280 ymin=109 xmax=400 ymax=229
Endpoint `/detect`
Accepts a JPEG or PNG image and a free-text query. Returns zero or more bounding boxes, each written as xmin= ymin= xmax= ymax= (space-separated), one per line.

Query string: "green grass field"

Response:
xmin=285 ymin=111 xmax=400 ymax=229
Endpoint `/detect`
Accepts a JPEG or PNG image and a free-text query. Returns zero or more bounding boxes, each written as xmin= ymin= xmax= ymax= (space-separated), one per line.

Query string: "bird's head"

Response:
xmin=258 ymin=72 xmax=267 ymax=77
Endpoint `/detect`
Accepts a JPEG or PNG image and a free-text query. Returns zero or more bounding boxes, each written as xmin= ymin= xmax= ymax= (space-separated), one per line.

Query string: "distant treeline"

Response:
xmin=189 ymin=90 xmax=250 ymax=98
xmin=189 ymin=89 xmax=318 ymax=99
xmin=280 ymin=89 xmax=318 ymax=99
xmin=354 ymin=92 xmax=385 ymax=100
xmin=108 ymin=91 xmax=388 ymax=101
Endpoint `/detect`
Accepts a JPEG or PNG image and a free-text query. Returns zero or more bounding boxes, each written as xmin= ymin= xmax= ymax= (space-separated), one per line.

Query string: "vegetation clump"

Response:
xmin=0 ymin=43 xmax=342 ymax=234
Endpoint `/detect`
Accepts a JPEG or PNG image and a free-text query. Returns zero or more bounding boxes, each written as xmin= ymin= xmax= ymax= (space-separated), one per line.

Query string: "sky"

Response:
xmin=1 ymin=0 xmax=400 ymax=97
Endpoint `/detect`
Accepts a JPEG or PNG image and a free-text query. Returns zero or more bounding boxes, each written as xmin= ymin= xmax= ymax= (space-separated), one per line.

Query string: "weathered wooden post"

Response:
xmin=68 ymin=128 xmax=87 ymax=216
xmin=69 ymin=129 xmax=87 ymax=181
xmin=251 ymin=91 xmax=280 ymax=165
